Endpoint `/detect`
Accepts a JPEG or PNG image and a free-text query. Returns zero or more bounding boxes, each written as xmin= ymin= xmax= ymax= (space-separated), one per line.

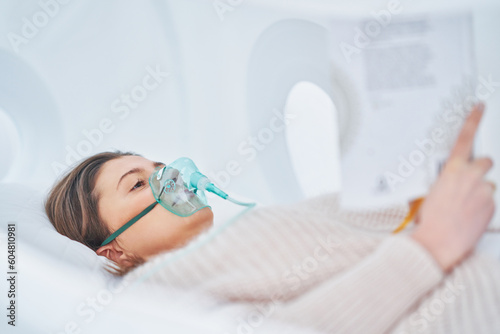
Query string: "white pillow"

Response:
xmin=0 ymin=182 xmax=107 ymax=274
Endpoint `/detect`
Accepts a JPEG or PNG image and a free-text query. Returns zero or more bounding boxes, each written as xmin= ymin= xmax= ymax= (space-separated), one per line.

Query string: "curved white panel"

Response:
xmin=0 ymin=108 xmax=21 ymax=181
xmin=246 ymin=19 xmax=336 ymax=204
xmin=0 ymin=49 xmax=63 ymax=187
xmin=285 ymin=81 xmax=341 ymax=197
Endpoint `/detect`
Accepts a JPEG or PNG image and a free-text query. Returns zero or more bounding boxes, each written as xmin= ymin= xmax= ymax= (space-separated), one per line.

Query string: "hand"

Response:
xmin=410 ymin=102 xmax=496 ymax=273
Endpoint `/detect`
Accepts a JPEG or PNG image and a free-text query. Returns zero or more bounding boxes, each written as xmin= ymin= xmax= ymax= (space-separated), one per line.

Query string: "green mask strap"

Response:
xmin=100 ymin=201 xmax=158 ymax=247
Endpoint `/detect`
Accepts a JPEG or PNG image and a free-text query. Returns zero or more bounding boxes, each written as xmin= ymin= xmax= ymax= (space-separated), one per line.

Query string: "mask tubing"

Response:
xmin=205 ymin=183 xmax=256 ymax=207
xmin=226 ymin=196 xmax=256 ymax=208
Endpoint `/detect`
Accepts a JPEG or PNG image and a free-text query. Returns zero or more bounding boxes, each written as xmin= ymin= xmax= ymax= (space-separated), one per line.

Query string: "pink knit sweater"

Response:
xmin=125 ymin=192 xmax=500 ymax=333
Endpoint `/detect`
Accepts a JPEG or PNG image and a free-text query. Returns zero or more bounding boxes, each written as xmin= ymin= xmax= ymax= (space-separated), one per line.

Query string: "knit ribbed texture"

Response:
xmin=126 ymin=192 xmax=500 ymax=333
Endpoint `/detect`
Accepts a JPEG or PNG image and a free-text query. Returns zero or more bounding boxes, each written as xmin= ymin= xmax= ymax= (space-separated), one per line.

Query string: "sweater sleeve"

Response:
xmin=270 ymin=233 xmax=445 ymax=334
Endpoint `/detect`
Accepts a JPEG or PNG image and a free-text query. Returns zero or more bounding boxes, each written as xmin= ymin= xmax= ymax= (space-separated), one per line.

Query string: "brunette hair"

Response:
xmin=44 ymin=150 xmax=146 ymax=276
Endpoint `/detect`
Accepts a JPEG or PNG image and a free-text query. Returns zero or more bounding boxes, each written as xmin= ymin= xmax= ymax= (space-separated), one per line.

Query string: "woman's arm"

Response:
xmin=272 ymin=103 xmax=495 ymax=333
xmin=270 ymin=233 xmax=444 ymax=333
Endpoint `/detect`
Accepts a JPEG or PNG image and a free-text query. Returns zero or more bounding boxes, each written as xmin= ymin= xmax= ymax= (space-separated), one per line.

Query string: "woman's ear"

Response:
xmin=96 ymin=242 xmax=130 ymax=267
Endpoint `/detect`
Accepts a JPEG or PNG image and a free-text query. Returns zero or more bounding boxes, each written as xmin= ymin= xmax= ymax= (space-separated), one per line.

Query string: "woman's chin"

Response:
xmin=186 ymin=207 xmax=214 ymax=229
xmin=199 ymin=207 xmax=214 ymax=228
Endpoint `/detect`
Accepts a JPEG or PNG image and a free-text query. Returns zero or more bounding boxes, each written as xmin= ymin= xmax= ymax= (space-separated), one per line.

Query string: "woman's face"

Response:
xmin=94 ymin=155 xmax=214 ymax=266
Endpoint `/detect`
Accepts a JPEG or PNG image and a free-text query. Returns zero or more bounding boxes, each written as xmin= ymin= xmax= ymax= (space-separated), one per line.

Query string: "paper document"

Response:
xmin=328 ymin=12 xmax=477 ymax=209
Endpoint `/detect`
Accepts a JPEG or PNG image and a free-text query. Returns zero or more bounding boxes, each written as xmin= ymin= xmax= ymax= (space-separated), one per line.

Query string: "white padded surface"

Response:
xmin=0 ymin=182 xmax=312 ymax=333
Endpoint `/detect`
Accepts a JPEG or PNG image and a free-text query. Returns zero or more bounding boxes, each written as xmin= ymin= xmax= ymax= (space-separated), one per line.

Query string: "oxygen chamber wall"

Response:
xmin=0 ymin=0 xmax=499 ymax=207
xmin=0 ymin=1 xmax=499 ymax=333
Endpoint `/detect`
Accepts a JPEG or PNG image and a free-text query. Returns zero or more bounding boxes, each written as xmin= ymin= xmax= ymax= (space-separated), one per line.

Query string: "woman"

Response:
xmin=45 ymin=103 xmax=499 ymax=333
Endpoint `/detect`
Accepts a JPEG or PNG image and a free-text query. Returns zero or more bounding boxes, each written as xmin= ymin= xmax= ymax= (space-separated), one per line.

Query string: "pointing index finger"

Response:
xmin=448 ymin=102 xmax=485 ymax=162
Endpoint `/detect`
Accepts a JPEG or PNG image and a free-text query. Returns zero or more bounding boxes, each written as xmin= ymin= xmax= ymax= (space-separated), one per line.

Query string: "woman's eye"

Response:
xmin=130 ymin=180 xmax=145 ymax=191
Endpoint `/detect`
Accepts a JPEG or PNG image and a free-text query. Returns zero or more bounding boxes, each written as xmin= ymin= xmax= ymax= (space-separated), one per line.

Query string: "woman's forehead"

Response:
xmin=103 ymin=156 xmax=151 ymax=177
xmin=95 ymin=156 xmax=152 ymax=193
